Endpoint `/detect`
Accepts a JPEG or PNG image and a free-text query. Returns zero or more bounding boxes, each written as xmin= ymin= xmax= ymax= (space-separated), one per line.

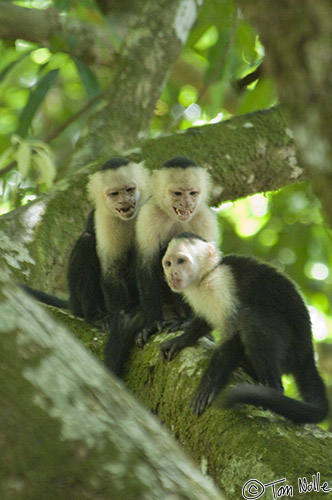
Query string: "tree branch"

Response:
xmin=125 ymin=333 xmax=332 ymax=500
xmin=140 ymin=107 xmax=302 ymax=206
xmin=0 ymin=277 xmax=223 ymax=500
xmin=0 ymin=2 xmax=114 ymax=64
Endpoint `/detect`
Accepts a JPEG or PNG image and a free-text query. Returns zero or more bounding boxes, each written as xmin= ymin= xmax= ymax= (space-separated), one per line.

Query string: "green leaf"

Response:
xmin=16 ymin=69 xmax=59 ymax=138
xmin=0 ymin=51 xmax=32 ymax=83
xmin=34 ymin=150 xmax=56 ymax=188
xmin=74 ymin=58 xmax=100 ymax=99
xmin=16 ymin=140 xmax=31 ymax=178
xmin=0 ymin=145 xmax=14 ymax=168
xmin=235 ymin=20 xmax=257 ymax=64
xmin=238 ymin=78 xmax=277 ymax=115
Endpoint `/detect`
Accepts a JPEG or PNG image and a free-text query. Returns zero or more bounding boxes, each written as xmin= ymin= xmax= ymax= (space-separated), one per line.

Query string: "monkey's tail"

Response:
xmin=223 ymin=370 xmax=329 ymax=424
xmin=21 ymin=284 xmax=69 ymax=310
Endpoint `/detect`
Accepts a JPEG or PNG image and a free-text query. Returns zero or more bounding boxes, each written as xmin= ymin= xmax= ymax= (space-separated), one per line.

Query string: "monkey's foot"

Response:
xmin=159 ymin=334 xmax=191 ymax=361
xmin=190 ymin=380 xmax=219 ymax=416
xmin=136 ymin=321 xmax=163 ymax=348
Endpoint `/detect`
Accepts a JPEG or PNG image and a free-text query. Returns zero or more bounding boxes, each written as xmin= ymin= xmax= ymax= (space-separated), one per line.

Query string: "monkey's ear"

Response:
xmin=206 ymin=242 xmax=217 ymax=257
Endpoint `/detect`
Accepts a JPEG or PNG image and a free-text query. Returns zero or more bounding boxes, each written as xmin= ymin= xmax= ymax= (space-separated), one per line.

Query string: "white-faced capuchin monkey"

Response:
xmin=160 ymin=232 xmax=329 ymax=424
xmin=135 ymin=156 xmax=219 ymax=346
xmin=22 ymin=157 xmax=150 ymax=327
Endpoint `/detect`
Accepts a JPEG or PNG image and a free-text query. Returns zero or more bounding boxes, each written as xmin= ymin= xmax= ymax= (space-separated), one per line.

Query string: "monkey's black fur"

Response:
xmin=162 ymin=156 xmax=198 ymax=169
xmin=99 ymin=157 xmax=130 ymax=170
xmin=161 ymin=235 xmax=328 ymax=424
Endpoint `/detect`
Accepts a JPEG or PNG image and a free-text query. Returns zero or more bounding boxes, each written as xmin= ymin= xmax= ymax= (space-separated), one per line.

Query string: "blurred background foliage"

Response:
xmin=0 ymin=0 xmax=331 ymax=392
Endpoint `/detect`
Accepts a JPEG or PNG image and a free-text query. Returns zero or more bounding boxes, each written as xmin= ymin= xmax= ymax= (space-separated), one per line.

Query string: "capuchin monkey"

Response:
xmin=135 ymin=156 xmax=218 ymax=346
xmin=22 ymin=157 xmax=150 ymax=328
xmin=160 ymin=232 xmax=328 ymax=424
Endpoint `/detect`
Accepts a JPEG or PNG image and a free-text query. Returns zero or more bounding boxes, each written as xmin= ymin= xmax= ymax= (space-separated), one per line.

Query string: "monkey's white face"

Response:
xmin=165 ymin=185 xmax=201 ymax=222
xmin=104 ymin=184 xmax=140 ymax=220
xmin=162 ymin=243 xmax=201 ymax=292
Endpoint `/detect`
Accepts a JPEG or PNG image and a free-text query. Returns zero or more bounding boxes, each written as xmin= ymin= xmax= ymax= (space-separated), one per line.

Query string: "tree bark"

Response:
xmin=236 ymin=0 xmax=332 ymax=226
xmin=0 ymin=274 xmax=223 ymax=500
xmin=141 ymin=107 xmax=302 ymax=206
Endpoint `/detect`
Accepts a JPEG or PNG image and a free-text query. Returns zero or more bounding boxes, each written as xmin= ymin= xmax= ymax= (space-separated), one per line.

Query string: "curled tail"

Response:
xmin=223 ymin=369 xmax=329 ymax=424
xmin=21 ymin=284 xmax=69 ymax=310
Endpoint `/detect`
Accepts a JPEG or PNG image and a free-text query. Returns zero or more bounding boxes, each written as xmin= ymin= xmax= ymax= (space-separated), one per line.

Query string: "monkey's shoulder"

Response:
xmin=221 ymin=254 xmax=302 ymax=305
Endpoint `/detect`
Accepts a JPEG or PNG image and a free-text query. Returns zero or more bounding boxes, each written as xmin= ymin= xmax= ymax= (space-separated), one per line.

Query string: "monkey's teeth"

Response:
xmin=116 ymin=204 xmax=136 ymax=217
xmin=174 ymin=207 xmax=194 ymax=220
xmin=117 ymin=204 xmax=135 ymax=213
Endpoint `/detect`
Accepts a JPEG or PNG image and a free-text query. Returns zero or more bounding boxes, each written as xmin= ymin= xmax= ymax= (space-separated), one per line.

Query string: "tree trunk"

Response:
xmin=71 ymin=0 xmax=206 ymax=167
xmin=236 ymin=0 xmax=332 ymax=226
xmin=0 ymin=275 xmax=223 ymax=500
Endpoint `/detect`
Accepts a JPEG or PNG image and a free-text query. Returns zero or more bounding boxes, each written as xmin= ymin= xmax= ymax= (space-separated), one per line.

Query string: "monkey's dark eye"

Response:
xmin=126 ymin=187 xmax=135 ymax=193
xmin=190 ymin=191 xmax=198 ymax=196
xmin=108 ymin=191 xmax=118 ymax=198
xmin=164 ymin=260 xmax=171 ymax=267
xmin=173 ymin=191 xmax=182 ymax=197
xmin=177 ymin=258 xmax=185 ymax=265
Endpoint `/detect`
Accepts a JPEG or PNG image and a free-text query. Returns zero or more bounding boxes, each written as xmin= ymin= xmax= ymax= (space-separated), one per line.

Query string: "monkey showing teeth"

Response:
xmin=160 ymin=232 xmax=328 ymax=424
xmin=22 ymin=157 xmax=150 ymax=327
xmin=135 ymin=156 xmax=219 ymax=346
xmin=174 ymin=207 xmax=194 ymax=220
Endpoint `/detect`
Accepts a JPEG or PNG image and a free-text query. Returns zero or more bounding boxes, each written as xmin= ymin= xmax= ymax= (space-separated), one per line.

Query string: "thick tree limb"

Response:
xmin=0 ymin=275 xmax=223 ymax=500
xmin=125 ymin=333 xmax=332 ymax=500
xmin=141 ymin=107 xmax=302 ymax=206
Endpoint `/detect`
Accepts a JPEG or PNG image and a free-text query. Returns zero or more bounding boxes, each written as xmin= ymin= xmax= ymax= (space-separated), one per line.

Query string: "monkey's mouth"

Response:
xmin=168 ymin=278 xmax=183 ymax=291
xmin=116 ymin=203 xmax=136 ymax=219
xmin=173 ymin=207 xmax=194 ymax=221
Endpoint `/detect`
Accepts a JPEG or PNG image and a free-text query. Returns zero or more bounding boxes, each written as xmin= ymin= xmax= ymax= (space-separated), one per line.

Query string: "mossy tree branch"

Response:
xmin=0 ymin=275 xmax=223 ymax=500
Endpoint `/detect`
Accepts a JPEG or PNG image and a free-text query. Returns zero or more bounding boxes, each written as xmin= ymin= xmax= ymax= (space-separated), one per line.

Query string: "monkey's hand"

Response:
xmin=136 ymin=321 xmax=163 ymax=348
xmin=190 ymin=378 xmax=218 ymax=416
xmin=160 ymin=333 xmax=192 ymax=362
